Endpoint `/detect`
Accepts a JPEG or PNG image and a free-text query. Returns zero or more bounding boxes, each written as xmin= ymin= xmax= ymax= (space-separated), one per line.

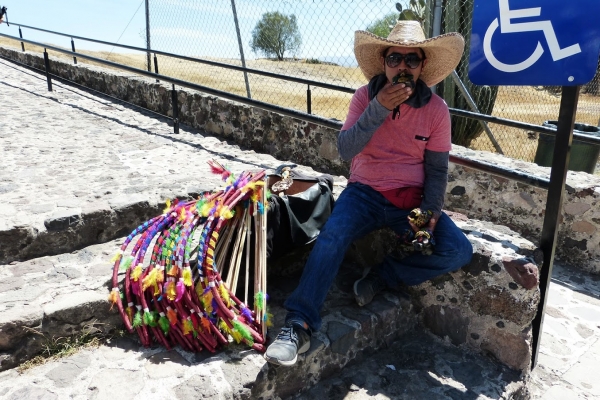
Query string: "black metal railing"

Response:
xmin=0 ymin=31 xmax=577 ymax=189
xmin=6 ymin=23 xmax=600 ymax=147
xmin=5 ymin=23 xmax=355 ymax=107
xmin=0 ymin=33 xmax=344 ymax=130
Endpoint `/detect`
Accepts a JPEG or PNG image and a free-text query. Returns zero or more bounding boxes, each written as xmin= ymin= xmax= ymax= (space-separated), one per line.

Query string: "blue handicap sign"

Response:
xmin=469 ymin=0 xmax=600 ymax=85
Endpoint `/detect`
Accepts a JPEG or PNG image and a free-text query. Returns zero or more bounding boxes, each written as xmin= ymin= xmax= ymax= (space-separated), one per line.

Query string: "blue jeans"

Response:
xmin=284 ymin=182 xmax=473 ymax=332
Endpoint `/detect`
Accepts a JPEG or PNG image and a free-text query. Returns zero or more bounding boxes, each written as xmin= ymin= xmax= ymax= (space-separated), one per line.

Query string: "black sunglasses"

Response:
xmin=385 ymin=52 xmax=424 ymax=69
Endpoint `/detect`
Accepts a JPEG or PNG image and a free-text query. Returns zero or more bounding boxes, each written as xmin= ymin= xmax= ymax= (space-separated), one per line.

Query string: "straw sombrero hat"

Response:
xmin=354 ymin=20 xmax=464 ymax=87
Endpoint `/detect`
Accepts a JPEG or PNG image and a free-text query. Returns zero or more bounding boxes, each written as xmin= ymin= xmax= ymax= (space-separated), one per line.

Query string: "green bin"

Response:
xmin=534 ymin=120 xmax=600 ymax=174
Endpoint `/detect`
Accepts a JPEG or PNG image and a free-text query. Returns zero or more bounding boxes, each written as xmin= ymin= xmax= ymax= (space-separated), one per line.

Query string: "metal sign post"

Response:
xmin=231 ymin=0 xmax=252 ymax=99
xmin=469 ymin=0 xmax=600 ymax=369
xmin=531 ymin=85 xmax=579 ymax=367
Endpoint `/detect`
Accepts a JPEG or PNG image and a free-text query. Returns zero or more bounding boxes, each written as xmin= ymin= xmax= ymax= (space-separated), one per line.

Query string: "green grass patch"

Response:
xmin=17 ymin=323 xmax=125 ymax=373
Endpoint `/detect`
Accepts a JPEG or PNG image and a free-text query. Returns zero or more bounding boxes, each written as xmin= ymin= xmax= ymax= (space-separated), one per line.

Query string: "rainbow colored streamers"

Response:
xmin=109 ymin=160 xmax=269 ymax=353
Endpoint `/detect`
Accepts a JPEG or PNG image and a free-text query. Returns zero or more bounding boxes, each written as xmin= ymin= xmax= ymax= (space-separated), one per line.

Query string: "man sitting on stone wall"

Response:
xmin=264 ymin=21 xmax=474 ymax=366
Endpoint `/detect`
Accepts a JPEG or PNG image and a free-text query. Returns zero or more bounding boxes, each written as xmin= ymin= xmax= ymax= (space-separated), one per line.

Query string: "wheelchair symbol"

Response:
xmin=483 ymin=0 xmax=582 ymax=73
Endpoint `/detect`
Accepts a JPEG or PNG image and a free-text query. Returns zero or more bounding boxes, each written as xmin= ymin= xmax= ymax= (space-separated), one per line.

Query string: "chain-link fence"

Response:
xmin=144 ymin=0 xmax=599 ymax=166
xmin=3 ymin=1 xmax=596 ymax=166
xmin=146 ymin=0 xmax=378 ymax=121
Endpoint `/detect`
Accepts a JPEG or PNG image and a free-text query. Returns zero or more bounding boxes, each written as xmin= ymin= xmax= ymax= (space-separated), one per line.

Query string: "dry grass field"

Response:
xmin=475 ymin=86 xmax=600 ymax=162
xmin=2 ymin=36 xmax=598 ymax=165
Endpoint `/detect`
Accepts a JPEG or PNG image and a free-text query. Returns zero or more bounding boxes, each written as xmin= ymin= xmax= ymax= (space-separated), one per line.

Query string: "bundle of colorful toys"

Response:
xmin=109 ymin=160 xmax=270 ymax=353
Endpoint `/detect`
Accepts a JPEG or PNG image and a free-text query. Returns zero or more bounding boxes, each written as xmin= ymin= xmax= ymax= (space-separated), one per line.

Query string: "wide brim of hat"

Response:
xmin=354 ymin=30 xmax=465 ymax=87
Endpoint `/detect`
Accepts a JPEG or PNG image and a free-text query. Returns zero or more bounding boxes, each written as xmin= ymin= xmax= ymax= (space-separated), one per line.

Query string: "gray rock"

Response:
xmin=221 ymin=354 xmax=262 ymax=399
xmin=44 ymin=209 xmax=82 ymax=232
xmin=173 ymin=374 xmax=221 ymax=400
xmin=145 ymin=350 xmax=189 ymax=379
xmin=43 ymin=290 xmax=108 ymax=325
xmin=88 ymin=369 xmax=145 ymax=400
xmin=6 ymin=386 xmax=59 ymax=400
xmin=0 ymin=305 xmax=44 ymax=347
xmin=327 ymin=321 xmax=356 ymax=355
xmin=46 ymin=353 xmax=91 ymax=387
xmin=9 ymin=258 xmax=55 ymax=277
xmin=0 ymin=277 xmax=24 ymax=293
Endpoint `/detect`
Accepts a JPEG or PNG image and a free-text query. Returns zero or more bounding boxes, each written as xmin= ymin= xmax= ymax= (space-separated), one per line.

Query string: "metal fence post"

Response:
xmin=430 ymin=0 xmax=444 ymax=95
xmin=531 ymin=85 xmax=580 ymax=368
xmin=450 ymin=71 xmax=503 ymax=154
xmin=154 ymin=53 xmax=159 ymax=82
xmin=230 ymin=0 xmax=251 ymax=99
xmin=145 ymin=0 xmax=151 ymax=72
xmin=307 ymin=85 xmax=312 ymax=114
xmin=43 ymin=48 xmax=52 ymax=91
xmin=171 ymin=84 xmax=179 ymax=134
xmin=71 ymin=38 xmax=77 ymax=64
xmin=18 ymin=26 xmax=25 ymax=51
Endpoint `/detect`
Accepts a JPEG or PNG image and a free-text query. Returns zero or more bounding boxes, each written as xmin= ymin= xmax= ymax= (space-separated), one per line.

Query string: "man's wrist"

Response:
xmin=373 ymin=95 xmax=392 ymax=112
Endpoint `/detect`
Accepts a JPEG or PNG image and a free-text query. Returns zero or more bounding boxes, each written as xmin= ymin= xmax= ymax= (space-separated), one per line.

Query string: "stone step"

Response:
xmin=3 ymin=259 xmax=598 ymax=399
xmin=1 ymin=231 xmax=536 ymax=399
xmin=0 ymin=233 xmax=421 ymax=396
xmin=0 ymin=325 xmax=527 ymax=400
xmin=0 ymin=210 xmax=541 ymax=372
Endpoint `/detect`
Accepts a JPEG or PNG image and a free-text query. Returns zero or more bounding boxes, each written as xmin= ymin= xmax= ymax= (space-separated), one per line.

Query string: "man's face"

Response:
xmin=381 ymin=46 xmax=427 ymax=84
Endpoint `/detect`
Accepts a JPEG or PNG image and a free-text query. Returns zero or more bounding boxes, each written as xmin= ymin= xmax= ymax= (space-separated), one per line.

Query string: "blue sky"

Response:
xmin=0 ymin=0 xmax=402 ymax=66
xmin=0 ymin=1 xmax=148 ymax=52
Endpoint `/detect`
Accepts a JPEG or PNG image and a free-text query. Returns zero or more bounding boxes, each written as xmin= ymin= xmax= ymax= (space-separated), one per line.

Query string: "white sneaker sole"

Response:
xmin=264 ymin=339 xmax=310 ymax=367
xmin=264 ymin=352 xmax=298 ymax=367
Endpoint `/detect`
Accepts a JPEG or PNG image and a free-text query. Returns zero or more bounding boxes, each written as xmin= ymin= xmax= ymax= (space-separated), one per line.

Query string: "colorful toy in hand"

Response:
xmin=408 ymin=208 xmax=432 ymax=227
xmin=392 ymin=71 xmax=415 ymax=89
xmin=397 ymin=208 xmax=436 ymax=256
xmin=391 ymin=72 xmax=415 ymax=119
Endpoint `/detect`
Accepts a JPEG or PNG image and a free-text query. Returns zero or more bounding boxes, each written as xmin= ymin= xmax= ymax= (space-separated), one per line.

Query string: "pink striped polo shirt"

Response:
xmin=341 ymin=85 xmax=451 ymax=191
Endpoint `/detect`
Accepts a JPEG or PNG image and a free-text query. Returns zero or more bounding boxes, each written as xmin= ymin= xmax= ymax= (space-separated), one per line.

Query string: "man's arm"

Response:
xmin=420 ymin=149 xmax=449 ymax=218
xmin=337 ymin=97 xmax=389 ymax=161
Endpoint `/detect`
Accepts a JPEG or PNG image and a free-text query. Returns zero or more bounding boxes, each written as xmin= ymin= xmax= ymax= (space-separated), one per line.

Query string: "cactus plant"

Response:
xmin=440 ymin=0 xmax=499 ymax=147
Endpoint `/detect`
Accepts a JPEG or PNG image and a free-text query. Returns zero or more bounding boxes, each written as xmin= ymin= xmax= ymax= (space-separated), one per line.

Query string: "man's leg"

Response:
xmin=265 ymin=183 xmax=384 ymax=365
xmin=284 ymin=183 xmax=384 ymax=330
xmin=378 ymin=211 xmax=473 ymax=288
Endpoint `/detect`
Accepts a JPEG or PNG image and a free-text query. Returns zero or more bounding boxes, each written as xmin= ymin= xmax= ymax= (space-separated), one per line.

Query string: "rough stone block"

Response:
xmin=341 ymin=210 xmax=540 ymax=373
xmin=250 ymin=266 xmax=417 ymax=399
xmin=0 ymin=305 xmax=43 ymax=350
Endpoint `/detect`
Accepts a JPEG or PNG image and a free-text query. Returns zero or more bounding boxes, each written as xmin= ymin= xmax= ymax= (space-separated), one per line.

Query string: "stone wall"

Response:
xmin=448 ymin=146 xmax=600 ymax=274
xmin=2 ymin=45 xmax=599 ymax=274
xmin=347 ymin=212 xmax=541 ymax=372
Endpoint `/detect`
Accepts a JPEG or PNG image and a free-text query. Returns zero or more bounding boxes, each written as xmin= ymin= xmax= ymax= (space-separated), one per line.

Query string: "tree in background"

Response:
xmin=365 ymin=13 xmax=398 ymax=37
xmin=250 ymin=12 xmax=301 ymax=61
xmin=365 ymin=1 xmax=426 ymax=37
